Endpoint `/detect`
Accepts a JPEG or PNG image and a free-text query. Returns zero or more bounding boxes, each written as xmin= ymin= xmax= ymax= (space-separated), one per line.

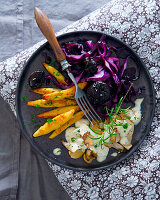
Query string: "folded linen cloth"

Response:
xmin=0 ymin=97 xmax=71 ymax=200
xmin=0 ymin=0 xmax=159 ymax=199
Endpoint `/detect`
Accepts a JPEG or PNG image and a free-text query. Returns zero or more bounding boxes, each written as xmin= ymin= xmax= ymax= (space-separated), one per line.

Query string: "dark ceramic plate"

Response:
xmin=16 ymin=31 xmax=155 ymax=171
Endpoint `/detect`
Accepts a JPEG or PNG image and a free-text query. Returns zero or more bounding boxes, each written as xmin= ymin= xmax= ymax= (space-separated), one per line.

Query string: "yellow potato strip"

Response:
xmin=30 ymin=88 xmax=61 ymax=94
xmin=33 ymin=109 xmax=75 ymax=137
xmin=49 ymin=111 xmax=84 ymax=139
xmin=42 ymin=62 xmax=68 ymax=85
xmin=42 ymin=82 xmax=88 ymax=101
xmin=27 ymin=99 xmax=77 ymax=108
xmin=37 ymin=105 xmax=80 ymax=118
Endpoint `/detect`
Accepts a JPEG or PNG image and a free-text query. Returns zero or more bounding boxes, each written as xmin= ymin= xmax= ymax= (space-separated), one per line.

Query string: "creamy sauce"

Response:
xmin=64 ymin=98 xmax=143 ymax=163
xmin=120 ymin=137 xmax=129 ymax=145
xmin=116 ymin=119 xmax=133 ymax=138
xmin=53 ymin=148 xmax=61 ymax=156
xmin=111 ymin=152 xmax=118 ymax=157
xmin=127 ymin=98 xmax=144 ymax=125
xmin=75 ymin=119 xmax=89 ymax=128
xmin=65 ymin=127 xmax=79 ymax=142
xmin=90 ymin=145 xmax=109 ymax=162
xmin=65 ymin=121 xmax=110 ymax=162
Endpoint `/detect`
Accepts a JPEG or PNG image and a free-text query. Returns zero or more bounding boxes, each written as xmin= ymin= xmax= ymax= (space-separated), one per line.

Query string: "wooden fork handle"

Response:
xmin=34 ymin=7 xmax=66 ymax=63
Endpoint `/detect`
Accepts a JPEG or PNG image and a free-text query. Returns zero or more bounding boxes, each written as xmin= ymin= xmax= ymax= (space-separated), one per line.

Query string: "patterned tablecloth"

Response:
xmin=0 ymin=0 xmax=159 ymax=199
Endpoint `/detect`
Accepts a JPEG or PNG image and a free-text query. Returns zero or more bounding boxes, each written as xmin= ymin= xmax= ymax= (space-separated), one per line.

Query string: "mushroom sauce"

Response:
xmin=64 ymin=98 xmax=143 ymax=162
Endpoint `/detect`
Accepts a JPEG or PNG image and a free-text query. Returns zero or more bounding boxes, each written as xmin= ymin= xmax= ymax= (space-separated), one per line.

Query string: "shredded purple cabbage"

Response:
xmin=45 ymin=35 xmax=140 ymax=117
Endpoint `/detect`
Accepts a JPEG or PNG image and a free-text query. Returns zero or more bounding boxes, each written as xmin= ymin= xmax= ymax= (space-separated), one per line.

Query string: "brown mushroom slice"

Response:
xmin=61 ymin=140 xmax=70 ymax=150
xmin=119 ymin=136 xmax=133 ymax=150
xmin=83 ymin=149 xmax=97 ymax=164
xmin=116 ymin=134 xmax=120 ymax=142
xmin=112 ymin=142 xmax=124 ymax=151
xmin=62 ymin=140 xmax=85 ymax=159
xmin=90 ymin=121 xmax=104 ymax=134
xmin=69 ymin=150 xmax=84 ymax=159
xmin=110 ymin=134 xmax=116 ymax=143
xmin=82 ymin=132 xmax=94 ymax=148
xmin=104 ymin=142 xmax=124 ymax=152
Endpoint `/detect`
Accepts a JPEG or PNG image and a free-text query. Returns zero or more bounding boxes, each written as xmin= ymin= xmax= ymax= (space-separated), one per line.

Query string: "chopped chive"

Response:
xmin=53 ymin=96 xmax=58 ymax=99
xmin=35 ymin=124 xmax=40 ymax=128
xmin=35 ymin=104 xmax=40 ymax=108
xmin=123 ymin=123 xmax=128 ymax=129
xmin=71 ymin=137 xmax=75 ymax=142
xmin=48 ymin=101 xmax=52 ymax=106
xmin=25 ymin=83 xmax=29 ymax=88
xmin=31 ymin=116 xmax=34 ymax=122
xmin=22 ymin=95 xmax=27 ymax=101
xmin=47 ymin=118 xmax=53 ymax=124
xmin=56 ymin=72 xmax=61 ymax=76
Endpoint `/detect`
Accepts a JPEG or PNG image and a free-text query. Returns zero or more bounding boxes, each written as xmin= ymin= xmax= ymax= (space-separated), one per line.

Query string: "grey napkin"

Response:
xmin=0 ymin=96 xmax=70 ymax=200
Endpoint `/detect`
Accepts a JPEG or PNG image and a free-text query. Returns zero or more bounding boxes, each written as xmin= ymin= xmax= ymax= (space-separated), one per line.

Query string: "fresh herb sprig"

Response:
xmin=89 ymin=83 xmax=133 ymax=149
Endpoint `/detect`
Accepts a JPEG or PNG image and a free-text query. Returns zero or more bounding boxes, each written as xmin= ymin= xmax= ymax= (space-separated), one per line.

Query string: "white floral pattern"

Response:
xmin=0 ymin=0 xmax=159 ymax=199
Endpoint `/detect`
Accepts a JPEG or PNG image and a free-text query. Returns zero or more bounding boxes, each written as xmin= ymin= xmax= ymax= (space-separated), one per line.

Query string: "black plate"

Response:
xmin=16 ymin=31 xmax=155 ymax=171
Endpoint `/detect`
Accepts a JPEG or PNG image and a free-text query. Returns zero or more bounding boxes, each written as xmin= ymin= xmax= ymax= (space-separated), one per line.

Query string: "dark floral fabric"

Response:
xmin=0 ymin=0 xmax=159 ymax=199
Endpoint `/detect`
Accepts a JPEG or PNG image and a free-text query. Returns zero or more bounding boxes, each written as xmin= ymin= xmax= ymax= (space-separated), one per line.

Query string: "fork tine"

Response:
xmin=83 ymin=95 xmax=102 ymax=122
xmin=80 ymin=97 xmax=97 ymax=124
xmin=77 ymin=98 xmax=93 ymax=124
xmin=77 ymin=98 xmax=96 ymax=124
xmin=81 ymin=97 xmax=98 ymax=123
xmin=77 ymin=98 xmax=91 ymax=123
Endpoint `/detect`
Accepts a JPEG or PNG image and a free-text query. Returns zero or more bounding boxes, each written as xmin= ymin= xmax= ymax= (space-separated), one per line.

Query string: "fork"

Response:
xmin=34 ymin=7 xmax=102 ymax=125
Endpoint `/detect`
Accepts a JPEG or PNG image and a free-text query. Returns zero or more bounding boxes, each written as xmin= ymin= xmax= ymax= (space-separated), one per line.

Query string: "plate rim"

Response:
xmin=16 ymin=30 xmax=156 ymax=171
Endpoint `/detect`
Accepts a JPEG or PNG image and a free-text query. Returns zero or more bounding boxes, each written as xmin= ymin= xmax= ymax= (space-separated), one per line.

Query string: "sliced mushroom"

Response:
xmin=104 ymin=142 xmax=124 ymax=152
xmin=110 ymin=134 xmax=116 ymax=143
xmin=116 ymin=134 xmax=120 ymax=142
xmin=120 ymin=137 xmax=132 ymax=150
xmin=90 ymin=121 xmax=103 ymax=134
xmin=82 ymin=131 xmax=94 ymax=148
xmin=83 ymin=149 xmax=97 ymax=164
xmin=104 ymin=117 xmax=110 ymax=124
xmin=69 ymin=150 xmax=84 ymax=159
xmin=61 ymin=140 xmax=70 ymax=150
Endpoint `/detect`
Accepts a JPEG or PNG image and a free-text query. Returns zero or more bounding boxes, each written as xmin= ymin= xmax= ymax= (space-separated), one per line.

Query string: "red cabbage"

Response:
xmin=49 ymin=35 xmax=138 ymax=117
xmin=81 ymin=70 xmax=110 ymax=82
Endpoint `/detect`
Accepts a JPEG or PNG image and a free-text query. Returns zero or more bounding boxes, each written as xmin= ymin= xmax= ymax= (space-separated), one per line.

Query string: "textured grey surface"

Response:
xmin=0 ymin=0 xmax=110 ymax=62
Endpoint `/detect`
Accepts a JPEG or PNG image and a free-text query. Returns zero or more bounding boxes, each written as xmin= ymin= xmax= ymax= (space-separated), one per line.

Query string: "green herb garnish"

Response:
xmin=31 ymin=116 xmax=34 ymax=122
xmin=56 ymin=72 xmax=61 ymax=76
xmin=90 ymin=83 xmax=133 ymax=149
xmin=47 ymin=118 xmax=53 ymax=124
xmin=49 ymin=61 xmax=56 ymax=66
xmin=48 ymin=101 xmax=52 ymax=106
xmin=35 ymin=124 xmax=40 ymax=128
xmin=71 ymin=137 xmax=75 ymax=142
xmin=35 ymin=104 xmax=40 ymax=108
xmin=123 ymin=123 xmax=128 ymax=129
xmin=25 ymin=83 xmax=29 ymax=88
xmin=23 ymin=95 xmax=27 ymax=101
